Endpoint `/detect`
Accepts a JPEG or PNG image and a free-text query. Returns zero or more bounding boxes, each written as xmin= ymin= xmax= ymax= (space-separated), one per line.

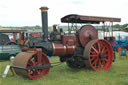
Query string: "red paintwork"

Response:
xmin=52 ymin=35 xmax=78 ymax=56
xmin=0 ymin=30 xmax=27 ymax=46
xmin=23 ymin=48 xmax=50 ymax=80
xmin=13 ymin=33 xmax=16 ymax=42
xmin=53 ymin=42 xmax=76 ymax=56
xmin=19 ymin=33 xmax=24 ymax=46
xmin=31 ymin=33 xmax=42 ymax=37
xmin=78 ymin=25 xmax=98 ymax=47
xmin=52 ymin=43 xmax=66 ymax=56
xmin=62 ymin=35 xmax=76 ymax=45
xmin=85 ymin=39 xmax=113 ymax=71
xmin=62 ymin=35 xmax=80 ymax=46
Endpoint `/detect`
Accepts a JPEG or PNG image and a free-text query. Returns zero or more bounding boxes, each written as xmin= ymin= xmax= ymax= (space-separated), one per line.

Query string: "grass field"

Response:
xmin=0 ymin=53 xmax=128 ymax=85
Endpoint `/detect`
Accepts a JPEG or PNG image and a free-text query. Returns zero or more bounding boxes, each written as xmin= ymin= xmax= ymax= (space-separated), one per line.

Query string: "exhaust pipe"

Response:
xmin=40 ymin=7 xmax=49 ymax=41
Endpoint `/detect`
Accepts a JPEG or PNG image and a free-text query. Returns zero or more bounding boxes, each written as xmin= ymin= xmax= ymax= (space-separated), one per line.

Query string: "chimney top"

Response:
xmin=40 ymin=6 xmax=49 ymax=11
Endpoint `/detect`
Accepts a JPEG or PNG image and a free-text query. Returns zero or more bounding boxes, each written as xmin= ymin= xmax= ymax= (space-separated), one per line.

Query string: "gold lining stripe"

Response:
xmin=72 ymin=46 xmax=76 ymax=52
xmin=52 ymin=43 xmax=55 ymax=55
xmin=40 ymin=7 xmax=49 ymax=11
xmin=40 ymin=9 xmax=48 ymax=12
xmin=64 ymin=45 xmax=67 ymax=55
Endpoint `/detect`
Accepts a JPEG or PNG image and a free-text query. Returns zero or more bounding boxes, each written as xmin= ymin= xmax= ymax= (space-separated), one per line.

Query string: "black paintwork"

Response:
xmin=41 ymin=11 xmax=49 ymax=41
xmin=27 ymin=35 xmax=53 ymax=55
xmin=11 ymin=64 xmax=51 ymax=70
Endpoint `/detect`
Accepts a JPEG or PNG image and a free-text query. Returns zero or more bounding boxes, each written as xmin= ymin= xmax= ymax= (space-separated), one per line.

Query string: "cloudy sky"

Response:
xmin=0 ymin=0 xmax=128 ymax=26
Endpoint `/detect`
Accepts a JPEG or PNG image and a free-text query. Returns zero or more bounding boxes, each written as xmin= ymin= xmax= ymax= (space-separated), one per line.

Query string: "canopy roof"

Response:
xmin=61 ymin=14 xmax=121 ymax=24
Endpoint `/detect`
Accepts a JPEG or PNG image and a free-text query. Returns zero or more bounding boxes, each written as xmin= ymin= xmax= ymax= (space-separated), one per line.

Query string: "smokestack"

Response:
xmin=40 ymin=6 xmax=49 ymax=41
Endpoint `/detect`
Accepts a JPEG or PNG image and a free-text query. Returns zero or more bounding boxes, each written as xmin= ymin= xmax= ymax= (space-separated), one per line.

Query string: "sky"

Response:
xmin=0 ymin=0 xmax=128 ymax=26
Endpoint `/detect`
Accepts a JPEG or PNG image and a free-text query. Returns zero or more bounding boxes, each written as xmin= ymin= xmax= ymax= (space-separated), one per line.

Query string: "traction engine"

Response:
xmin=12 ymin=7 xmax=121 ymax=80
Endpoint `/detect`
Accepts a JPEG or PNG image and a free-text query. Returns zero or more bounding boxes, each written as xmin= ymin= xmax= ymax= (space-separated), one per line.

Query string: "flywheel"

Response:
xmin=78 ymin=25 xmax=98 ymax=47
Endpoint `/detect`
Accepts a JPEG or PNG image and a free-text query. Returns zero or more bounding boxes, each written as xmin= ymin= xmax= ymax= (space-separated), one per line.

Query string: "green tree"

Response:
xmin=35 ymin=25 xmax=41 ymax=29
xmin=122 ymin=24 xmax=128 ymax=30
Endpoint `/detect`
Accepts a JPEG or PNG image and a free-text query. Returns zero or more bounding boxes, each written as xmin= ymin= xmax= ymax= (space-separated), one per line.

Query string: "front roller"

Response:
xmin=13 ymin=48 xmax=50 ymax=80
xmin=83 ymin=39 xmax=113 ymax=71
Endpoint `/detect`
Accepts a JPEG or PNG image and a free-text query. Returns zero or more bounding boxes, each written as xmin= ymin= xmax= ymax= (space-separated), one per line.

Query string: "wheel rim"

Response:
xmin=83 ymin=39 xmax=113 ymax=71
xmin=13 ymin=51 xmax=50 ymax=80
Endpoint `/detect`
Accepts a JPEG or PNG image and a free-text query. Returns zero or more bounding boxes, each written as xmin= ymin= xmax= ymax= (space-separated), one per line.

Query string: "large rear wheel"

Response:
xmin=83 ymin=39 xmax=113 ymax=71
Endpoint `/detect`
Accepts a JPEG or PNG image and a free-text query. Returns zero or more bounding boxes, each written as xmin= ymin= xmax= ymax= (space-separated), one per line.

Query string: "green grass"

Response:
xmin=0 ymin=53 xmax=128 ymax=85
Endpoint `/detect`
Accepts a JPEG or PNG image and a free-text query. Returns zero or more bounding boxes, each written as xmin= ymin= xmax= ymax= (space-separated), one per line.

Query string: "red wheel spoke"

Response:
xmin=102 ymin=58 xmax=107 ymax=62
xmin=98 ymin=59 xmax=102 ymax=67
xmin=103 ymin=52 xmax=108 ymax=55
xmin=97 ymin=42 xmax=101 ymax=52
xmin=90 ymin=51 xmax=97 ymax=54
xmin=104 ymin=54 xmax=108 ymax=57
xmin=92 ymin=58 xmax=98 ymax=65
xmin=93 ymin=44 xmax=99 ymax=51
xmin=90 ymin=56 xmax=96 ymax=61
xmin=101 ymin=59 xmax=106 ymax=65
xmin=102 ymin=47 xmax=105 ymax=53
xmin=90 ymin=55 xmax=97 ymax=57
xmin=92 ymin=46 xmax=98 ymax=54
xmin=100 ymin=43 xmax=104 ymax=49
xmin=32 ymin=61 xmax=36 ymax=65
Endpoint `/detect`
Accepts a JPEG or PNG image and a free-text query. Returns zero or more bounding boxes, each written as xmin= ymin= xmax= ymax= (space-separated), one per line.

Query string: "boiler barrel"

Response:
xmin=52 ymin=43 xmax=76 ymax=56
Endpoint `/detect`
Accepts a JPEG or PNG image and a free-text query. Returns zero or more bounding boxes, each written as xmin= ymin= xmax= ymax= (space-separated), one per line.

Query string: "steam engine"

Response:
xmin=12 ymin=6 xmax=120 ymax=80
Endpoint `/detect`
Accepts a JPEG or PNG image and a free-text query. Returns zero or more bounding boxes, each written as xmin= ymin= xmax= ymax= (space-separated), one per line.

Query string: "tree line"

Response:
xmin=113 ymin=23 xmax=128 ymax=31
xmin=0 ymin=24 xmax=128 ymax=31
